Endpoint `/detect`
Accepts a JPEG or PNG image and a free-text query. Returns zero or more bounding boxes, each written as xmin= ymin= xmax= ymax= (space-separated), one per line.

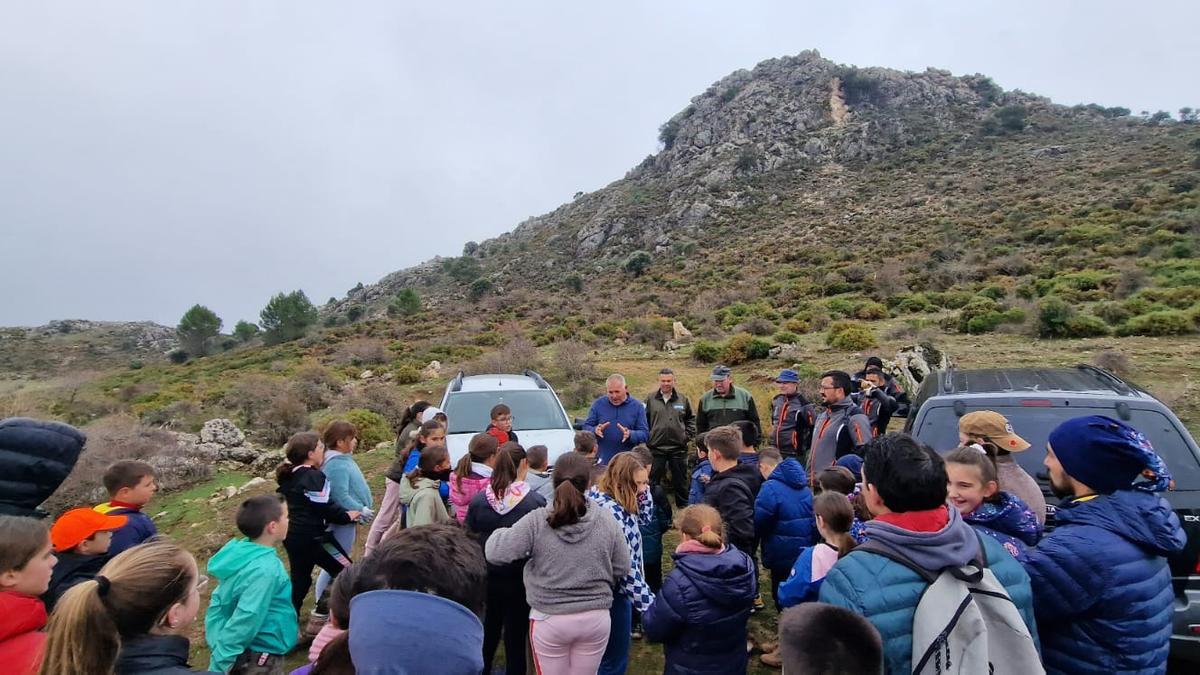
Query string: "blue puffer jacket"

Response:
xmin=819 ymin=508 xmax=1038 ymax=674
xmin=688 ymin=460 xmax=712 ymax=505
xmin=753 ymin=458 xmax=816 ymax=571
xmin=1023 ymin=490 xmax=1186 ymax=675
xmin=963 ymin=491 xmax=1042 ymax=562
xmin=642 ymin=544 xmax=757 ymax=675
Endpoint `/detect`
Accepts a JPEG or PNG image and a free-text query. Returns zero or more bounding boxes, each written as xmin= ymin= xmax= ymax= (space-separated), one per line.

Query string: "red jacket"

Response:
xmin=0 ymin=591 xmax=47 ymax=675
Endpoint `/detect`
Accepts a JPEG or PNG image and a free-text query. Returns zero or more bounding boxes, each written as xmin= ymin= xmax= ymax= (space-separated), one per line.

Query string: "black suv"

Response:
xmin=904 ymin=365 xmax=1200 ymax=665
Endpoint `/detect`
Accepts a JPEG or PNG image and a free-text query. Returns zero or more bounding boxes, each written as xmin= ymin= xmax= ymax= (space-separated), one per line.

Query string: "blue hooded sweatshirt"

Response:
xmin=582 ymin=395 xmax=649 ymax=465
xmin=753 ymin=457 xmax=817 ymax=571
xmin=1023 ymin=489 xmax=1186 ymax=674
xmin=349 ymin=590 xmax=484 ymax=675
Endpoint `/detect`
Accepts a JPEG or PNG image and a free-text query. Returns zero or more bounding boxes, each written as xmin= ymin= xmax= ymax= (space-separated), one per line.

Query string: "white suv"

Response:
xmin=440 ymin=370 xmax=577 ymax=466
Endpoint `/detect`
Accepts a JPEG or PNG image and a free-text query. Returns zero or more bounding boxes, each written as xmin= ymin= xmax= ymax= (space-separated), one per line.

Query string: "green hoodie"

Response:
xmin=204 ymin=538 xmax=297 ymax=672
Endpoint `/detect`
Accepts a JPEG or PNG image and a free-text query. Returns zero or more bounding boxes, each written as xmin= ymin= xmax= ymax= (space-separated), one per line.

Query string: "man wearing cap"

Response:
xmin=853 ymin=357 xmax=910 ymax=418
xmin=1025 ymin=416 xmax=1186 ymax=674
xmin=696 ymin=365 xmax=761 ymax=437
xmin=959 ymin=411 xmax=1046 ymax=526
xmin=769 ymin=369 xmax=814 ymax=463
xmin=852 ymin=367 xmax=897 ymax=436
xmin=644 ymin=368 xmax=696 ymax=508
xmin=807 ymin=370 xmax=873 ymax=477
xmin=42 ymin=507 xmax=127 ymax=611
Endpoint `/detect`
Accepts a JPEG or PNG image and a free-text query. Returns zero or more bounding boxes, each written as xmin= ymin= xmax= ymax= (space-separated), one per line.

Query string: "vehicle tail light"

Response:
xmin=1021 ymin=399 xmax=1054 ymax=407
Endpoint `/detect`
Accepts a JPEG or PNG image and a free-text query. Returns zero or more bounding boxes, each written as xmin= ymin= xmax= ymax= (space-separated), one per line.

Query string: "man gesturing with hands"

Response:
xmin=583 ymin=373 xmax=650 ymax=465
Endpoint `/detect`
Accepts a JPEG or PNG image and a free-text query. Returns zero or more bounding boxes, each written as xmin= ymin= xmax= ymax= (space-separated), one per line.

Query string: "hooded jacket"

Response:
xmin=702 ymin=463 xmax=762 ymax=555
xmin=42 ymin=551 xmax=107 ymax=612
xmin=204 ymin=538 xmax=297 ymax=672
xmin=400 ymin=476 xmax=450 ymax=528
xmin=322 ymin=450 xmax=373 ymax=513
xmin=807 ymin=399 xmax=872 ymax=476
xmin=277 ymin=465 xmax=352 ymax=544
xmin=115 ymin=635 xmax=216 ymax=674
xmin=349 ymin=590 xmax=484 ymax=675
xmin=0 ymin=591 xmax=46 ymax=675
xmin=397 ymin=444 xmax=451 ymax=501
xmin=525 ymin=469 xmax=554 ymax=502
xmin=464 ymin=486 xmax=546 ymax=582
xmin=1024 ymin=490 xmax=1186 ymax=674
xmin=582 ymin=395 xmax=650 ymax=465
xmin=753 ymin=458 xmax=817 ymax=571
xmin=962 ymin=491 xmax=1042 ymax=561
xmin=818 ymin=506 xmax=1038 ymax=674
xmin=0 ymin=417 xmax=85 ymax=518
xmin=642 ymin=545 xmax=757 ymax=675
xmin=449 ymin=466 xmax=492 ymax=524
xmin=688 ymin=459 xmax=713 ymax=505
xmin=485 ymin=504 xmax=631 ymax=615
xmin=644 ymin=389 xmax=696 ymax=456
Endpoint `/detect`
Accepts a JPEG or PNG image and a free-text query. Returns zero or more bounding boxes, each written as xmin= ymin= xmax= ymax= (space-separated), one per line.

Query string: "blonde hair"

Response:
xmin=596 ymin=453 xmax=642 ymax=515
xmin=678 ymin=504 xmax=724 ymax=549
xmin=39 ymin=541 xmax=196 ymax=675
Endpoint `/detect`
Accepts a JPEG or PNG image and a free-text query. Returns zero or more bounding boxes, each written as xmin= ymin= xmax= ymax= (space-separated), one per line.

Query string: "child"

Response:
xmin=776 ymin=603 xmax=883 ymax=674
xmin=94 ymin=459 xmax=158 ymax=556
xmin=574 ymin=430 xmax=598 ymax=461
xmin=688 ymin=432 xmax=713 ymax=505
xmin=465 ymin=443 xmax=546 ymax=675
xmin=629 ymin=447 xmax=673 ymax=639
xmin=732 ymin=420 xmax=761 ymax=470
xmin=395 ymin=444 xmax=453 ymax=531
xmin=587 ymin=453 xmax=655 ymax=674
xmin=702 ymin=426 xmax=761 ymax=561
xmin=485 ymin=404 xmax=519 ymax=445
xmin=754 ymin=447 xmax=815 ymax=611
xmin=642 ymin=504 xmax=756 ymax=675
xmin=450 ymin=433 xmax=500 ymax=524
xmin=40 ymin=541 xmax=210 ymax=674
xmin=393 ymin=400 xmax=431 ymax=458
xmin=368 ymin=421 xmax=446 ymax=555
xmin=275 ymin=432 xmax=360 ymax=623
xmin=43 ymin=507 xmax=127 ymax=611
xmin=486 ymin=453 xmax=631 ymax=675
xmin=206 ymin=494 xmax=298 ymax=674
xmin=777 ymin=492 xmax=857 ymax=608
xmin=315 ymin=421 xmax=374 ymax=605
xmin=525 ymin=444 xmax=555 ymax=502
xmin=944 ymin=445 xmax=1042 ymax=560
xmin=0 ymin=516 xmax=56 ymax=675
xmin=815 ymin=466 xmax=868 ymax=544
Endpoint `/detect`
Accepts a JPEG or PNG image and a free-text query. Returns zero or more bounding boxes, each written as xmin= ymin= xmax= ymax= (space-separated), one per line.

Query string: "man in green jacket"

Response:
xmin=206 ymin=495 xmax=298 ymax=673
xmin=696 ymin=365 xmax=761 ymax=436
xmin=644 ymin=368 xmax=696 ymax=508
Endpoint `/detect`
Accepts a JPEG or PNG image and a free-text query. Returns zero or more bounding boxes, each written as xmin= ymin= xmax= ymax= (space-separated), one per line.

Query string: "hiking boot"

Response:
xmin=631 ymin=618 xmax=644 ymax=640
xmin=751 ymin=593 xmax=765 ymax=613
xmin=760 ymin=649 xmax=783 ymax=668
xmin=304 ymin=612 xmax=327 ymax=640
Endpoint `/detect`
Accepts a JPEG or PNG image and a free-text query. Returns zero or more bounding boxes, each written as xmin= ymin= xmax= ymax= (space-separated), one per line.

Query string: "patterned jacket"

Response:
xmin=588 ymin=486 xmax=656 ymax=612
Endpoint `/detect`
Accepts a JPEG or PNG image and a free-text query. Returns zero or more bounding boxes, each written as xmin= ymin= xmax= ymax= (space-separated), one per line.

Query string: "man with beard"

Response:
xmin=769 ymin=369 xmax=814 ymax=464
xmin=807 ymin=370 xmax=872 ymax=477
xmin=1025 ymin=416 xmax=1186 ymax=674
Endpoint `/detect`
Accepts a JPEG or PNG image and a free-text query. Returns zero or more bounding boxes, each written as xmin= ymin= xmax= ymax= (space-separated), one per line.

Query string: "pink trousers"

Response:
xmin=529 ymin=609 xmax=611 ymax=675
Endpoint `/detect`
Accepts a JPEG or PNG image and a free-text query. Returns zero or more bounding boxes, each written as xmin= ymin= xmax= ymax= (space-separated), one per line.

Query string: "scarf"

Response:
xmin=485 ymin=481 xmax=529 ymax=515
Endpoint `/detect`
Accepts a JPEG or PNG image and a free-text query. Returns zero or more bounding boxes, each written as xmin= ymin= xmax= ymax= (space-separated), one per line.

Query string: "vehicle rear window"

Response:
xmin=442 ymin=390 xmax=569 ymax=434
xmin=914 ymin=405 xmax=1200 ymax=490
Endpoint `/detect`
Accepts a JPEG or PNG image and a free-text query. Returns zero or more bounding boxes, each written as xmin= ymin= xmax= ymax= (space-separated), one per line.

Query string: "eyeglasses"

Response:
xmin=819 ymin=385 xmax=837 ymax=391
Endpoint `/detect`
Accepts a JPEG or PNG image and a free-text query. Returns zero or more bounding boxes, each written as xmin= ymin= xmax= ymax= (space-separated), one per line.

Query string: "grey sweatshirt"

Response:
xmin=485 ymin=504 xmax=630 ymax=615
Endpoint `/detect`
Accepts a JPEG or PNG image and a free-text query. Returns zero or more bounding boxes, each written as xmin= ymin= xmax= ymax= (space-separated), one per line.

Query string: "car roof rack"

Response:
xmin=523 ymin=369 xmax=550 ymax=390
xmin=1073 ymin=363 xmax=1133 ymax=395
xmin=449 ymin=370 xmax=465 ymax=393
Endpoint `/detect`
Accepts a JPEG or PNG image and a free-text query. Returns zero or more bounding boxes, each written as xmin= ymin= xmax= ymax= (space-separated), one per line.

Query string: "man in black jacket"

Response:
xmin=645 ymin=368 xmax=696 ymax=508
xmin=702 ymin=425 xmax=762 ymax=561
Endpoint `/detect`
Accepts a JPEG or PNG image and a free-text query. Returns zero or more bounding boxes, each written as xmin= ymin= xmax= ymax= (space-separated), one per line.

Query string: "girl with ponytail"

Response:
xmin=777 ymin=491 xmax=856 ymax=611
xmin=642 ymin=504 xmax=757 ymax=675
xmin=368 ymin=421 xmax=447 ymax=555
xmin=39 ymin=540 xmax=210 ymax=674
xmin=394 ymin=400 xmax=432 ymax=458
xmin=485 ymin=452 xmax=630 ymax=675
xmin=389 ymin=444 xmax=452 ymax=532
xmin=449 ymin=433 xmax=500 ymax=524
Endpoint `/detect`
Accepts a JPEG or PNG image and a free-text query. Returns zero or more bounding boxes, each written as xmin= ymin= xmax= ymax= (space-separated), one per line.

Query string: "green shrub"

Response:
xmin=826 ymin=297 xmax=856 ymax=319
xmin=933 ymin=291 xmax=975 ymax=309
xmin=691 ymin=339 xmax=722 ymax=363
xmin=895 ymin=293 xmax=935 ymax=314
xmin=233 ymin=320 xmax=260 ymax=342
xmin=854 ymin=302 xmax=889 ymax=320
xmin=774 ymin=330 xmax=801 ymax=344
xmin=1093 ymin=301 xmax=1133 ymax=326
xmin=826 ymin=322 xmax=878 ymax=351
xmin=387 ymin=288 xmax=422 ymax=317
xmin=1118 ymin=310 xmax=1195 ymax=336
xmin=443 ymin=256 xmax=482 ymax=283
xmin=313 ymin=409 xmax=392 ymax=449
xmin=468 ymin=278 xmax=494 ymax=301
xmin=1062 ymin=315 xmax=1110 ymax=338
xmin=965 ymin=312 xmax=1006 ymax=334
xmin=624 ymin=251 xmax=653 ymax=276
xmin=391 ymin=365 xmax=422 ymax=384
xmin=977 ymin=285 xmax=1006 ymax=301
xmin=784 ymin=318 xmax=811 ymax=334
xmin=956 ymin=297 xmax=1003 ymax=333
xmin=473 ymin=331 xmax=506 ymax=346
xmin=1036 ymin=296 xmax=1076 ymax=338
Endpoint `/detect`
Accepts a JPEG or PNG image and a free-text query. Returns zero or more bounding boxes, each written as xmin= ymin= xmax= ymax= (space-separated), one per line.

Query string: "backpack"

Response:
xmin=857 ymin=534 xmax=1043 ymax=675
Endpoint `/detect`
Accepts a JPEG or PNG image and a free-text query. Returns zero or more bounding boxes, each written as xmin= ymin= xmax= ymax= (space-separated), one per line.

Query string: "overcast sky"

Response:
xmin=2 ymin=1 xmax=1197 ymax=327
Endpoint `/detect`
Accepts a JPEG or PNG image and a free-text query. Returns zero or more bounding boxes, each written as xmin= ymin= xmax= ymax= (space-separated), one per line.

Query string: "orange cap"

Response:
xmin=51 ymin=508 xmax=128 ymax=552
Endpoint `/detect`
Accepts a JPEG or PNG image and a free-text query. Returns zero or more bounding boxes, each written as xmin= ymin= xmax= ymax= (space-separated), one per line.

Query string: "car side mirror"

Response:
xmin=573 ymin=417 xmax=584 ymax=431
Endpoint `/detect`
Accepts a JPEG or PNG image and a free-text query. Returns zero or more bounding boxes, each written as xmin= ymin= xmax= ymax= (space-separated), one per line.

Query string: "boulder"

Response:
xmin=237 ymin=477 xmax=269 ymax=494
xmin=672 ymin=321 xmax=694 ymax=342
xmin=200 ymin=419 xmax=245 ymax=448
xmin=359 ymin=370 xmax=375 ymax=380
xmin=422 ymin=360 xmax=442 ymax=380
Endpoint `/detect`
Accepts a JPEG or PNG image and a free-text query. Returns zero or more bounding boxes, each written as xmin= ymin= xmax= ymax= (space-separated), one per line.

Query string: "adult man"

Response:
xmin=582 ymin=373 xmax=650 ymax=465
xmin=1025 ymin=416 xmax=1185 ymax=674
xmin=854 ymin=356 xmax=910 ymax=418
xmin=769 ymin=369 xmax=813 ymax=462
xmin=808 ymin=371 xmax=873 ymax=475
xmin=644 ymin=368 xmax=695 ymax=508
xmin=852 ymin=367 xmax=897 ymax=435
xmin=696 ymin=365 xmax=761 ymax=436
xmin=819 ymin=433 xmax=1037 ymax=674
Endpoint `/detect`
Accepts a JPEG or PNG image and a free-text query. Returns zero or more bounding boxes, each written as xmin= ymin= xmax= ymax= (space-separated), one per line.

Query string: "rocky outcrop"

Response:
xmin=200 ymin=418 xmax=245 ymax=447
xmin=174 ymin=420 xmax=283 ymax=475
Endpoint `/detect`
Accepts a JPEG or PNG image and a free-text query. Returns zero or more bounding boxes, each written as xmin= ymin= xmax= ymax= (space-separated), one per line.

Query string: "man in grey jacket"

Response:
xmin=808 ymin=370 xmax=873 ymax=479
xmin=645 ymin=368 xmax=696 ymax=508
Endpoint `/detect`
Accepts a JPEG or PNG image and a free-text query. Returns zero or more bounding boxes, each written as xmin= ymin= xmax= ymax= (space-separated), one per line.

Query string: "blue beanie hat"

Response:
xmin=1047 ymin=415 xmax=1172 ymax=494
xmin=835 ymin=453 xmax=864 ymax=483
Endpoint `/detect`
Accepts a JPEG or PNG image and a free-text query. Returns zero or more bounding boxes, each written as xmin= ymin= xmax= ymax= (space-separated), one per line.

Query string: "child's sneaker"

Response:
xmin=751 ymin=593 xmax=765 ymax=613
xmin=304 ymin=612 xmax=328 ymax=640
xmin=631 ymin=618 xmax=644 ymax=640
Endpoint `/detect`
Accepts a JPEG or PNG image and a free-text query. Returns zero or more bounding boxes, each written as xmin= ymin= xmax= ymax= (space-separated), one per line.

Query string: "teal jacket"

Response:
xmin=205 ymin=539 xmax=297 ymax=672
xmin=323 ymin=451 xmax=374 ymax=512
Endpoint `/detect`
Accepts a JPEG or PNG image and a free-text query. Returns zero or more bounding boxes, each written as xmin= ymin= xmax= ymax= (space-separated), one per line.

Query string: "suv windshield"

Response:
xmin=442 ymin=390 xmax=569 ymax=434
xmin=914 ymin=405 xmax=1200 ymax=489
